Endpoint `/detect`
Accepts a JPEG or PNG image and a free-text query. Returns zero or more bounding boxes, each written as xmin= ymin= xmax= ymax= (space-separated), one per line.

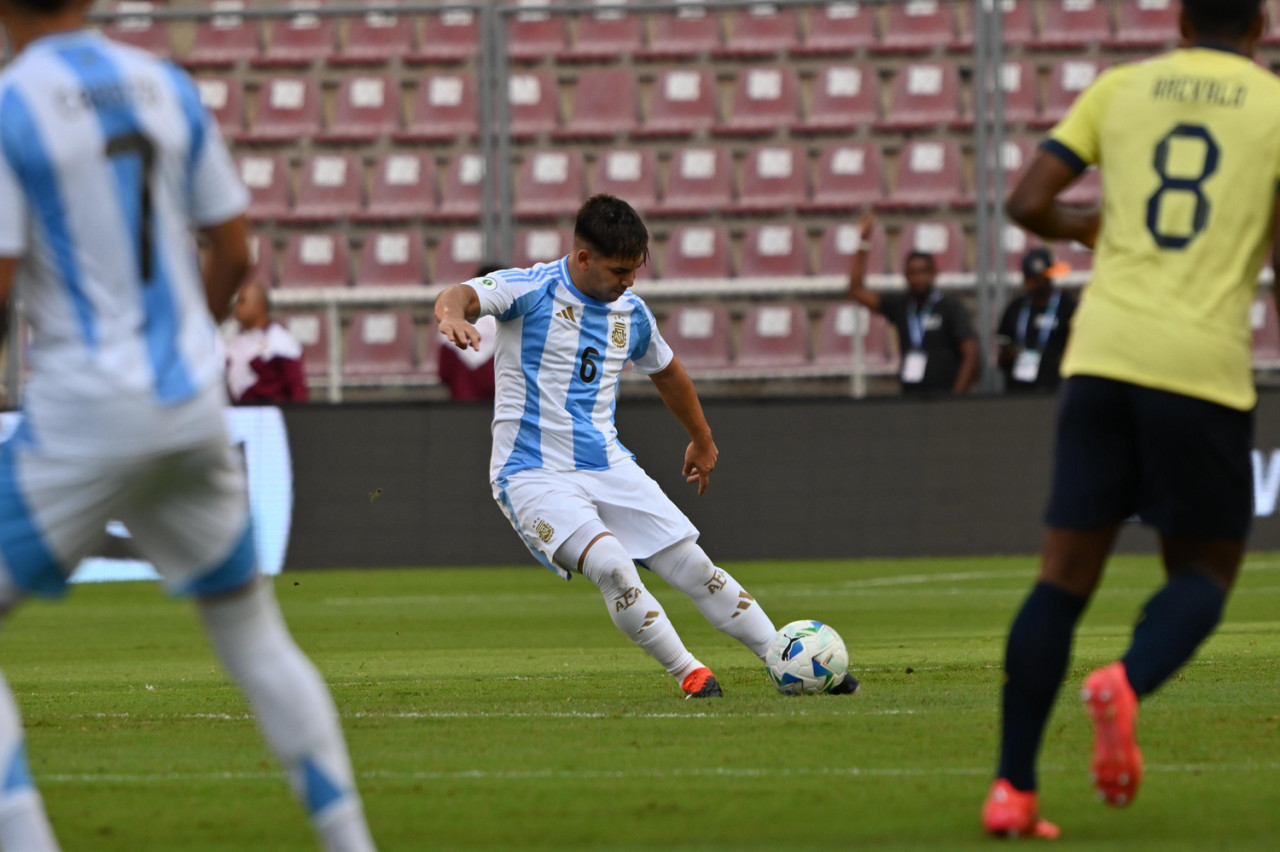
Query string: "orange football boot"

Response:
xmin=983 ymin=779 xmax=1061 ymax=839
xmin=1082 ymin=662 xmax=1143 ymax=807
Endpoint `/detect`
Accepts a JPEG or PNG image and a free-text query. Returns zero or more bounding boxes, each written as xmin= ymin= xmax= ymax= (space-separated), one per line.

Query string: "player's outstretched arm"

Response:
xmin=1006 ymin=150 xmax=1100 ymax=249
xmin=650 ymin=357 xmax=717 ymax=497
xmin=200 ymin=215 xmax=252 ymax=322
xmin=846 ymin=212 xmax=882 ymax=313
xmin=435 ymin=284 xmax=483 ymax=351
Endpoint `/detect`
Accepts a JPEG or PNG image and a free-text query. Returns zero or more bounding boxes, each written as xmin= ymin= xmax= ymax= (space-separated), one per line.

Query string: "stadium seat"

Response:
xmin=433 ymin=230 xmax=489 ymax=285
xmin=332 ymin=0 xmax=414 ymax=65
xmin=244 ymin=76 xmax=321 ymax=143
xmin=280 ymin=233 xmax=351 ymax=288
xmin=508 ymin=71 xmax=560 ymax=140
xmin=344 ymin=311 xmax=416 ymax=377
xmin=436 ymin=152 xmax=486 ymax=222
xmin=558 ymin=0 xmax=643 ymax=61
xmin=280 ymin=312 xmax=330 ymax=377
xmin=660 ymin=226 xmax=732 ymax=280
xmin=555 ymin=69 xmax=638 ymax=141
xmin=817 ymin=221 xmax=889 ymax=277
xmin=1060 ymin=167 xmax=1101 ymax=207
xmin=103 ymin=2 xmax=171 ymax=58
xmin=187 ymin=1 xmax=260 ymax=68
xmin=1036 ymin=59 xmax=1106 ymax=128
xmin=1265 ymin=2 xmax=1280 ymax=47
xmin=873 ymin=0 xmax=957 ymax=54
xmin=652 ymin=147 xmax=733 ymax=218
xmin=637 ymin=1 xmax=719 ymax=60
xmin=360 ymin=153 xmax=438 ymax=223
xmin=416 ymin=317 xmax=442 ymax=378
xmin=960 ymin=60 xmax=1038 ymax=129
xmin=506 ymin=0 xmax=568 ymax=63
xmin=589 ymin=149 xmax=658 ymax=214
xmin=1252 ymin=298 xmax=1280 ymax=367
xmin=795 ymin=64 xmax=880 ymax=135
xmin=800 ymin=143 xmax=886 ymax=214
xmin=1000 ymin=224 xmax=1034 ymax=273
xmin=792 ymin=2 xmax=876 ymax=57
xmin=736 ymin=146 xmax=808 ymax=215
xmin=876 ymin=62 xmax=961 ymax=131
xmin=738 ymin=225 xmax=809 ymax=279
xmin=1032 ymin=0 xmax=1112 ymax=50
xmin=635 ymin=68 xmax=717 ymax=139
xmin=953 ymin=0 xmax=1035 ymax=50
xmin=252 ymin=0 xmax=337 ymax=68
xmin=287 ymin=154 xmax=364 ymax=224
xmin=660 ymin=304 xmax=732 ymax=369
xmin=397 ymin=74 xmax=478 ymax=143
xmin=736 ymin=304 xmax=810 ymax=369
xmin=954 ymin=137 xmax=1036 ymax=211
xmin=814 ymin=303 xmax=897 ymax=373
xmin=409 ymin=7 xmax=479 ymax=64
xmin=713 ymin=4 xmax=799 ymax=59
xmin=238 ymin=154 xmax=291 ymax=222
xmin=355 ymin=231 xmax=427 ymax=288
xmin=196 ymin=77 xmax=245 ymax=141
xmin=514 ymin=150 xmax=586 ymax=220
xmin=896 ymin=221 xmax=966 ymax=274
xmin=317 ymin=75 xmax=400 ymax=144
xmin=714 ymin=67 xmax=800 ymax=137
xmin=514 ymin=229 xmax=572 ymax=267
xmin=1107 ymin=0 xmax=1178 ymax=50
xmin=248 ymin=234 xmax=277 ymax=287
xmin=878 ymin=140 xmax=967 ymax=211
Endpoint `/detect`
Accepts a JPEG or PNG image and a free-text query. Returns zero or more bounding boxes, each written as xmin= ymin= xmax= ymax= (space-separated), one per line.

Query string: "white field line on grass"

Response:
xmin=71 ymin=708 xmax=919 ymax=723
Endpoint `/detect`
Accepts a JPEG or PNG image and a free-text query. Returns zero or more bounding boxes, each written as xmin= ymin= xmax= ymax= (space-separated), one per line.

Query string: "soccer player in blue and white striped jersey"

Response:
xmin=0 ymin=2 xmax=374 ymax=849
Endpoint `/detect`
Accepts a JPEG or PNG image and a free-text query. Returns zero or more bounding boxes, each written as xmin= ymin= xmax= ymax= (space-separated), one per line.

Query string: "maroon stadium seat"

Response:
xmin=332 ymin=1 xmax=413 ymax=66
xmin=356 ymin=231 xmax=427 ymax=288
xmin=555 ymin=69 xmax=638 ymax=141
xmin=738 ymin=225 xmax=809 ymax=279
xmin=238 ymin=154 xmax=290 ymax=222
xmin=653 ymin=147 xmax=733 ymax=217
xmin=817 ymin=221 xmax=889 ymax=277
xmin=814 ymin=303 xmax=897 ymax=373
xmin=896 ymin=221 xmax=966 ymax=274
xmin=878 ymin=140 xmax=967 ymax=211
xmin=436 ymin=152 xmax=486 ymax=222
xmin=637 ymin=2 xmax=719 ymax=61
xmin=514 ymin=229 xmax=572 ymax=268
xmin=876 ymin=62 xmax=961 ymax=131
xmin=418 ymin=318 xmax=442 ymax=378
xmin=196 ymin=76 xmax=245 ymax=142
xmin=397 ymin=74 xmax=478 ymax=143
xmin=1000 ymin=224 xmax=1036 ymax=273
xmin=800 ymin=143 xmax=886 ymax=214
xmin=559 ymin=0 xmax=643 ymax=61
xmin=280 ymin=233 xmax=351 ymax=288
xmin=955 ymin=137 xmax=1037 ymax=211
xmin=660 ymin=305 xmax=732 ymax=369
xmin=248 ymin=234 xmax=277 ymax=287
xmin=514 ymin=150 xmax=586 ymax=220
xmin=714 ymin=4 xmax=799 ymax=59
xmin=508 ymin=71 xmax=560 ymax=140
xmin=714 ymin=67 xmax=800 ymax=137
xmin=344 ymin=311 xmax=416 ymax=377
xmin=793 ymin=2 xmax=876 ymax=57
xmin=409 ymin=7 xmax=479 ymax=64
xmin=636 ymin=68 xmax=716 ymax=139
xmin=318 ymin=75 xmax=400 ymax=144
xmin=361 ymin=153 xmax=438 ymax=223
xmin=1265 ymin=2 xmax=1280 ymax=47
xmin=187 ymin=1 xmax=260 ymax=68
xmin=589 ymin=149 xmax=658 ymax=214
xmin=874 ymin=0 xmax=957 ymax=54
xmin=1032 ymin=0 xmax=1112 ymax=50
xmin=737 ymin=145 xmax=807 ymax=215
xmin=1060 ymin=167 xmax=1101 ymax=207
xmin=287 ymin=154 xmax=363 ymax=224
xmin=736 ymin=304 xmax=810 ymax=369
xmin=661 ymin=226 xmax=732 ymax=280
xmin=103 ymin=3 xmax=171 ymax=58
xmin=506 ymin=0 xmax=568 ymax=63
xmin=953 ymin=0 xmax=1035 ymax=51
xmin=959 ymin=60 xmax=1038 ymax=130
xmin=1107 ymin=0 xmax=1178 ymax=50
xmin=280 ymin=312 xmax=329 ymax=377
xmin=1036 ymin=59 xmax=1106 ymax=129
xmin=795 ymin=64 xmax=880 ymax=135
xmin=433 ymin=230 xmax=489 ymax=285
xmin=1252 ymin=298 xmax=1280 ymax=367
xmin=253 ymin=0 xmax=336 ymax=68
xmin=244 ymin=76 xmax=321 ymax=143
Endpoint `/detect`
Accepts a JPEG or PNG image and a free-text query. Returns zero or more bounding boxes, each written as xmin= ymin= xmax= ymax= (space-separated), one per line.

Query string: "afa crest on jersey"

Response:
xmin=611 ymin=319 xmax=628 ymax=349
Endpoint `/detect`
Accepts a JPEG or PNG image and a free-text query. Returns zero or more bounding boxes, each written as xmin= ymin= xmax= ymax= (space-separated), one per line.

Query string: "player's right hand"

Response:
xmin=858 ymin=211 xmax=876 ymax=243
xmin=439 ymin=318 xmax=482 ymax=351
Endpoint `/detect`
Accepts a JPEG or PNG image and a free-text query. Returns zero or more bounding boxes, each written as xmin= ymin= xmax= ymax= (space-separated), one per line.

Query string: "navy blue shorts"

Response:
xmin=1045 ymin=376 xmax=1255 ymax=540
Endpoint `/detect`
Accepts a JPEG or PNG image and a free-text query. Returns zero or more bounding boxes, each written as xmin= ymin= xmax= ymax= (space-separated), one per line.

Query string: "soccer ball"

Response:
xmin=765 ymin=620 xmax=849 ymax=695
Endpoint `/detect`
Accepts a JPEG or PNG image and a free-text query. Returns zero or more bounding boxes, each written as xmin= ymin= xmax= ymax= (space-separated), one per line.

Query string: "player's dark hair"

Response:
xmin=6 ymin=0 xmax=81 ymax=14
xmin=1183 ymin=0 xmax=1264 ymax=39
xmin=904 ymin=251 xmax=937 ymax=272
xmin=574 ymin=195 xmax=650 ymax=264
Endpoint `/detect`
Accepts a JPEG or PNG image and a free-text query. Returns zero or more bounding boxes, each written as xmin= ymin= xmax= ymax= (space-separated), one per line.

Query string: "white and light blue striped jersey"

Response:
xmin=469 ymin=257 xmax=674 ymax=483
xmin=0 ymin=31 xmax=248 ymax=457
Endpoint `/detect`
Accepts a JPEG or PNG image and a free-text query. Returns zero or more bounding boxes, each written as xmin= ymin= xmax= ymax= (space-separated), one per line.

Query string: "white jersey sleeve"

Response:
xmin=0 ymin=148 xmax=26 ymax=255
xmin=168 ymin=67 xmax=248 ymax=227
xmin=467 ymin=268 xmax=548 ymax=320
xmin=628 ymin=299 xmax=674 ymax=375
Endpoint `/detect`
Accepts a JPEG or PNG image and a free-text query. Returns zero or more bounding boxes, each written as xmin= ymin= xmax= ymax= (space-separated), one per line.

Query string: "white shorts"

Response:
xmin=0 ymin=423 xmax=257 ymax=604
xmin=493 ymin=460 xmax=699 ymax=579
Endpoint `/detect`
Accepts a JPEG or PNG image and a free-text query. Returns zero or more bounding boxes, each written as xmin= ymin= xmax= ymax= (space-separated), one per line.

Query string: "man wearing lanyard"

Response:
xmin=846 ymin=213 xmax=979 ymax=396
xmin=997 ymin=247 xmax=1079 ymax=393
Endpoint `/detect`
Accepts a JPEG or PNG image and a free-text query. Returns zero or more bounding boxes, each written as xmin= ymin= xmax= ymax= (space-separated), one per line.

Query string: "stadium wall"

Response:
xmin=282 ymin=393 xmax=1280 ymax=570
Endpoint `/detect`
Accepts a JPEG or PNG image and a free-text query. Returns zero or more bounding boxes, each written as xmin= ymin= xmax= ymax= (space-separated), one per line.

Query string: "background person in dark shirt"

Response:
xmin=846 ymin=213 xmax=979 ymax=396
xmin=997 ymin=247 xmax=1079 ymax=394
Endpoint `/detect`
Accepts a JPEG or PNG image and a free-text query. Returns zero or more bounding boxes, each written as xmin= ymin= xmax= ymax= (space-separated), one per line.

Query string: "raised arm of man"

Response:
xmin=845 ymin=212 xmax=882 ymax=313
xmin=649 ymin=357 xmax=718 ymax=497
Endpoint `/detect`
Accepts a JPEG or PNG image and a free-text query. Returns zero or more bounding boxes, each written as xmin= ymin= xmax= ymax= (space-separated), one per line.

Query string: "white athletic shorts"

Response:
xmin=493 ymin=459 xmax=699 ymax=579
xmin=0 ymin=423 xmax=257 ymax=605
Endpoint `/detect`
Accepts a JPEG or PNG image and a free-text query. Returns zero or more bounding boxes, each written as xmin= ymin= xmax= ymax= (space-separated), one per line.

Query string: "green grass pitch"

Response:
xmin=3 ymin=554 xmax=1278 ymax=850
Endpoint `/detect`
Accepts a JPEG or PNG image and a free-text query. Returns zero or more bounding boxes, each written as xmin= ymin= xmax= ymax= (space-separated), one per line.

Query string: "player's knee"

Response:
xmin=651 ymin=539 xmax=718 ymax=588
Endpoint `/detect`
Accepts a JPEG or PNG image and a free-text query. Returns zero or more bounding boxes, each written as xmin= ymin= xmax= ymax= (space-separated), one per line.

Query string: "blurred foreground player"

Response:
xmin=0 ymin=1 xmax=374 ymax=849
xmin=985 ymin=0 xmax=1280 ymax=838
xmin=436 ymin=195 xmax=858 ymax=699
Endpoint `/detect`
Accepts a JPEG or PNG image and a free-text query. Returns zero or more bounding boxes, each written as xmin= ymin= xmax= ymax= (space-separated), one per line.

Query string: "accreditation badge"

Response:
xmin=1013 ymin=349 xmax=1042 ymax=383
xmin=901 ymin=350 xmax=928 ymax=384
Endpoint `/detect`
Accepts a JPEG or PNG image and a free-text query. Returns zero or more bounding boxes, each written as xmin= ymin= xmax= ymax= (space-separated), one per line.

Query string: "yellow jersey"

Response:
xmin=1049 ymin=47 xmax=1280 ymax=410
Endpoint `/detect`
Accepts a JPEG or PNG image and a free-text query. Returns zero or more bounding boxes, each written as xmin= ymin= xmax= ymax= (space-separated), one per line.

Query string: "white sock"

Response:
xmin=197 ymin=580 xmax=376 ymax=852
xmin=646 ymin=540 xmax=776 ymax=661
xmin=575 ymin=533 xmax=701 ymax=680
xmin=0 ymin=670 xmax=59 ymax=852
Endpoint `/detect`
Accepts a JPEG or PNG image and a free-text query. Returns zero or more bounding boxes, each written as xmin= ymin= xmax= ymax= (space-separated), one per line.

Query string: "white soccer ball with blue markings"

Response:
xmin=765 ymin=620 xmax=849 ymax=695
